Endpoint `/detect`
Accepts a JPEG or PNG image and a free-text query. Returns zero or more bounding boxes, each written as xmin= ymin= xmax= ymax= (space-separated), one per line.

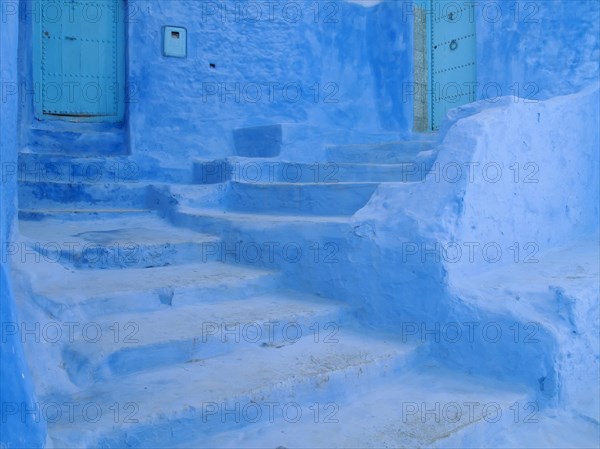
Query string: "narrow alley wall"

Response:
xmin=1 ymin=1 xmax=47 ymax=446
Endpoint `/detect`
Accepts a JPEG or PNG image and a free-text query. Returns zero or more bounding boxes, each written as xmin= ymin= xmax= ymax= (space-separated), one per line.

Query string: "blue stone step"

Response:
xmin=273 ymin=124 xmax=415 ymax=161
xmin=170 ymin=206 xmax=350 ymax=242
xmin=164 ymin=182 xmax=378 ymax=217
xmin=166 ymin=208 xmax=352 ymax=282
xmin=18 ymin=215 xmax=219 ymax=269
xmin=177 ymin=369 xmax=529 ymax=449
xmin=18 ymin=208 xmax=154 ymax=221
xmin=233 ymin=124 xmax=282 ymax=157
xmin=26 ymin=124 xmax=127 ymax=156
xmin=46 ymin=330 xmax=419 ymax=448
xmin=18 ymin=152 xmax=190 ymax=183
xmin=193 ymin=158 xmax=434 ymax=184
xmin=333 ymin=162 xmax=434 ymax=182
xmin=326 ymin=140 xmax=438 ymax=164
xmin=61 ymin=292 xmax=344 ymax=387
xmin=18 ymin=153 xmax=140 ymax=183
xmin=163 ymin=184 xmax=227 ymax=210
xmin=18 ymin=180 xmax=153 ymax=211
xmin=225 ymin=181 xmax=378 ymax=216
xmin=21 ymin=259 xmax=280 ymax=319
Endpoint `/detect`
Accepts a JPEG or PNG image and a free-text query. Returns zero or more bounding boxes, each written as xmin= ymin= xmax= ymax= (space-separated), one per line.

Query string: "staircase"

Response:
xmin=14 ymin=138 xmax=533 ymax=448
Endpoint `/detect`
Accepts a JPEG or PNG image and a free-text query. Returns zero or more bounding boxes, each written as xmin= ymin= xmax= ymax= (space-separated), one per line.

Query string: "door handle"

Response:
xmin=65 ymin=36 xmax=77 ymax=41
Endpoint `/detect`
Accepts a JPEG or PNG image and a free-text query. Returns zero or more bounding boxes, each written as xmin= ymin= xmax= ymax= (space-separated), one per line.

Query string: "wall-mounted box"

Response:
xmin=163 ymin=26 xmax=187 ymax=58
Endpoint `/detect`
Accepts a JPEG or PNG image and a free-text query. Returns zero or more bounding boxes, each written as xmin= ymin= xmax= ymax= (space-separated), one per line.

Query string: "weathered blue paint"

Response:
xmin=476 ymin=0 xmax=600 ymax=101
xmin=124 ymin=0 xmax=415 ymax=161
xmin=1 ymin=2 xmax=47 ymax=446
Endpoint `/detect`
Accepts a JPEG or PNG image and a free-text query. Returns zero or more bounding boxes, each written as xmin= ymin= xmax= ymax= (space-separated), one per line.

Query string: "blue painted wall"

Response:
xmin=126 ymin=0 xmax=413 ymax=160
xmin=1 ymin=1 xmax=47 ymax=446
xmin=476 ymin=0 xmax=600 ymax=101
xmin=367 ymin=1 xmax=413 ymax=131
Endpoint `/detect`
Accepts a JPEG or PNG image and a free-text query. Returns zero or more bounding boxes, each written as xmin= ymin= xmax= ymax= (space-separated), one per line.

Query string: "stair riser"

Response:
xmin=180 ymin=244 xmax=343 ymax=269
xmin=18 ymin=154 xmax=190 ymax=184
xmin=63 ymin=310 xmax=343 ymax=387
xmin=198 ymin=236 xmax=348 ymax=271
xmin=173 ymin=181 xmax=377 ymax=216
xmin=167 ymin=184 xmax=228 ymax=210
xmin=24 ymin=241 xmax=218 ymax=270
xmin=27 ymin=127 xmax=126 ymax=156
xmin=194 ymin=160 xmax=434 ymax=183
xmin=18 ymin=157 xmax=140 ymax=184
xmin=336 ymin=164 xmax=433 ymax=182
xmin=326 ymin=141 xmax=437 ymax=164
xmin=19 ymin=182 xmax=150 ymax=210
xmin=337 ymin=151 xmax=437 ymax=165
xmin=18 ymin=210 xmax=155 ymax=221
xmin=194 ymin=160 xmax=339 ymax=184
xmin=169 ymin=211 xmax=352 ymax=269
xmin=225 ymin=183 xmax=378 ymax=216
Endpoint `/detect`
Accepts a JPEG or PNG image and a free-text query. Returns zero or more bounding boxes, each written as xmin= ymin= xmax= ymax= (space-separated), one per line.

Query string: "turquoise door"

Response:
xmin=33 ymin=0 xmax=125 ymax=122
xmin=430 ymin=0 xmax=477 ymax=130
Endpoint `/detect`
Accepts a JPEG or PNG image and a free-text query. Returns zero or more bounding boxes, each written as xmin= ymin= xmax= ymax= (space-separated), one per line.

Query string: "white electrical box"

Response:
xmin=163 ymin=26 xmax=187 ymax=58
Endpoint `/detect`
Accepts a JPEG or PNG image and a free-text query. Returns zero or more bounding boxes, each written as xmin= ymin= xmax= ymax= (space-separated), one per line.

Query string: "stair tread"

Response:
xmin=48 ymin=330 xmax=418 ymax=436
xmin=326 ymin=141 xmax=438 ymax=164
xmin=178 ymin=207 xmax=352 ymax=223
xmin=453 ymin=239 xmax=600 ymax=324
xmin=19 ymin=151 xmax=126 ymax=158
xmin=26 ymin=260 xmax=276 ymax=305
xmin=230 ymin=181 xmax=383 ymax=186
xmin=227 ymin=180 xmax=418 ymax=186
xmin=18 ymin=179 xmax=149 ymax=186
xmin=179 ymin=180 xmax=391 ymax=187
xmin=330 ymin=162 xmax=430 ymax=168
xmin=19 ymin=209 xmax=156 ymax=222
xmin=192 ymin=158 xmax=435 ymax=184
xmin=19 ymin=214 xmax=218 ymax=247
xmin=68 ymin=292 xmax=343 ymax=353
xmin=193 ymin=157 xmax=424 ymax=167
xmin=326 ymin=140 xmax=437 ymax=149
xmin=187 ymin=367 xmax=528 ymax=449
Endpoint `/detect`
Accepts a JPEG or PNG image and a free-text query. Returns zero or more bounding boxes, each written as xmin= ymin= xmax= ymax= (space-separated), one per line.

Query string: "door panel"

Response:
xmin=34 ymin=0 xmax=125 ymax=121
xmin=431 ymin=0 xmax=477 ymax=130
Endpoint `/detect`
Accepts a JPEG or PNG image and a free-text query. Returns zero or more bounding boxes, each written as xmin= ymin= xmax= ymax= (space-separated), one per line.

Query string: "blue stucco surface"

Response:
xmin=233 ymin=124 xmax=282 ymax=157
xmin=124 ymin=0 xmax=414 ymax=161
xmin=476 ymin=0 xmax=600 ymax=100
xmin=1 ymin=3 xmax=47 ymax=446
